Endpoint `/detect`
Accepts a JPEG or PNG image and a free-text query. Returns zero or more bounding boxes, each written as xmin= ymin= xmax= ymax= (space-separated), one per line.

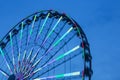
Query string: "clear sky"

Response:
xmin=0 ymin=0 xmax=120 ymax=80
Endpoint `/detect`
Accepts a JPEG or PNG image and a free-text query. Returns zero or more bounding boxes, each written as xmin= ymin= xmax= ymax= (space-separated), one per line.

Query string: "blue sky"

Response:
xmin=0 ymin=0 xmax=120 ymax=80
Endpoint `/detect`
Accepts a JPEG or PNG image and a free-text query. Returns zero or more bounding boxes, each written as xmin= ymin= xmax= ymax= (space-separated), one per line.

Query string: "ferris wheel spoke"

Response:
xmin=4 ymin=49 xmax=14 ymax=68
xmin=33 ymin=45 xmax=80 ymax=74
xmin=0 ymin=68 xmax=9 ymax=78
xmin=30 ymin=48 xmax=40 ymax=63
xmin=21 ymin=50 xmax=27 ymax=72
xmin=27 ymin=48 xmax=39 ymax=66
xmin=36 ymin=13 xmax=50 ymax=41
xmin=0 ymin=48 xmax=13 ymax=74
xmin=34 ymin=17 xmax=42 ymax=42
xmin=9 ymin=32 xmax=16 ymax=73
xmin=22 ymin=50 xmax=27 ymax=62
xmin=41 ymin=16 xmax=63 ymax=46
xmin=23 ymin=65 xmax=32 ymax=77
xmin=12 ymin=32 xmax=20 ymax=73
xmin=18 ymin=22 xmax=24 ymax=62
xmin=17 ymin=22 xmax=24 ymax=72
xmin=27 ymin=47 xmax=34 ymax=61
xmin=33 ymin=71 xmax=81 ymax=80
xmin=27 ymin=15 xmax=37 ymax=45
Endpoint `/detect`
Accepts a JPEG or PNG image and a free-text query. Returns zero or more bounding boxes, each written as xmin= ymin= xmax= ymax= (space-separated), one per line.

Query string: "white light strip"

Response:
xmin=0 ymin=48 xmax=12 ymax=74
xmin=34 ymin=71 xmax=80 ymax=80
xmin=0 ymin=69 xmax=9 ymax=77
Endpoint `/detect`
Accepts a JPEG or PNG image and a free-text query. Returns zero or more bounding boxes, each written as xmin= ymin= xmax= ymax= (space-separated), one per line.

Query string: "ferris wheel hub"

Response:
xmin=8 ymin=74 xmax=15 ymax=80
xmin=8 ymin=72 xmax=24 ymax=80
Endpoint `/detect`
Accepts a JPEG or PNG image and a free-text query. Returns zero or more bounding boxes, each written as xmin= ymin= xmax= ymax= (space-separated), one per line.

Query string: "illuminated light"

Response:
xmin=34 ymin=79 xmax=40 ymax=80
xmin=21 ymin=50 xmax=26 ymax=71
xmin=30 ymin=48 xmax=40 ymax=63
xmin=20 ymin=22 xmax=24 ymax=39
xmin=30 ymin=15 xmax=37 ymax=35
xmin=32 ymin=59 xmax=40 ymax=67
xmin=18 ymin=22 xmax=24 ymax=63
xmin=22 ymin=50 xmax=26 ymax=60
xmin=10 ymin=32 xmax=16 ymax=73
xmin=32 ymin=57 xmax=42 ymax=67
xmin=18 ymin=22 xmax=24 ymax=72
xmin=33 ymin=68 xmax=42 ymax=74
xmin=82 ymin=49 xmax=85 ymax=58
xmin=53 ymin=27 xmax=73 ymax=47
xmin=33 ymin=15 xmax=37 ymax=22
xmin=33 ymin=45 xmax=80 ymax=74
xmin=0 ymin=48 xmax=4 ymax=56
xmin=34 ymin=71 xmax=80 ymax=80
xmin=27 ymin=48 xmax=34 ymax=60
xmin=46 ymin=59 xmax=55 ymax=65
xmin=36 ymin=13 xmax=50 ymax=40
xmin=56 ymin=45 xmax=80 ymax=60
xmin=9 ymin=32 xmax=15 ymax=66
xmin=56 ymin=74 xmax=64 ymax=78
xmin=42 ymin=16 xmax=63 ymax=45
xmin=76 ymin=27 xmax=81 ymax=37
xmin=0 ymin=48 xmax=12 ymax=74
xmin=27 ymin=15 xmax=37 ymax=45
xmin=9 ymin=32 xmax=13 ymax=46
xmin=47 ymin=76 xmax=54 ymax=79
xmin=81 ymin=42 xmax=85 ymax=58
xmin=81 ymin=71 xmax=84 ymax=80
xmin=0 ymin=69 xmax=9 ymax=77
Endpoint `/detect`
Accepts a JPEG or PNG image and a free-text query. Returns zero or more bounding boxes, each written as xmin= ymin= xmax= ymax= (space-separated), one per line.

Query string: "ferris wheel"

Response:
xmin=0 ymin=10 xmax=92 ymax=80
